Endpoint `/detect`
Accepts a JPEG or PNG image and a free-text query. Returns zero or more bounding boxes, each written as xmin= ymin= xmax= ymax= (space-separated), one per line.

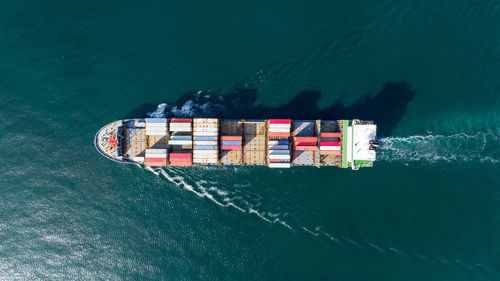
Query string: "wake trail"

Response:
xmin=378 ymin=132 xmax=499 ymax=164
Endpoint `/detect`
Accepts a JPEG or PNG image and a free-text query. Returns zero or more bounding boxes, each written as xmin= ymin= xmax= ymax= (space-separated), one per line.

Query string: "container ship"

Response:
xmin=95 ymin=118 xmax=378 ymax=169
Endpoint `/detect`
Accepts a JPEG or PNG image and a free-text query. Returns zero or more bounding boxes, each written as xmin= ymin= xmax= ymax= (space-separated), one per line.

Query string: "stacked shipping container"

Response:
xmin=268 ymin=119 xmax=291 ymax=168
xmin=143 ymin=118 xmax=168 ymax=166
xmin=124 ymin=128 xmax=146 ymax=157
xmin=220 ymin=120 xmax=244 ymax=165
xmin=193 ymin=118 xmax=219 ymax=164
xmin=145 ymin=118 xmax=168 ymax=136
xmin=320 ymin=133 xmax=341 ymax=153
xmin=145 ymin=118 xmax=168 ymax=153
xmin=144 ymin=148 xmax=167 ymax=166
xmin=244 ymin=120 xmax=267 ymax=165
xmin=320 ymin=121 xmax=342 ymax=166
xmin=168 ymin=119 xmax=193 ymax=166
xmin=292 ymin=120 xmax=318 ymax=166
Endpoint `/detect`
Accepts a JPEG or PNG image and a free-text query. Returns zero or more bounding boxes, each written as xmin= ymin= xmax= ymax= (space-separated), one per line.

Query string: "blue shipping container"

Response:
xmin=221 ymin=141 xmax=242 ymax=145
xmin=194 ymin=136 xmax=218 ymax=141
xmin=145 ymin=118 xmax=167 ymax=123
xmin=193 ymin=145 xmax=218 ymax=150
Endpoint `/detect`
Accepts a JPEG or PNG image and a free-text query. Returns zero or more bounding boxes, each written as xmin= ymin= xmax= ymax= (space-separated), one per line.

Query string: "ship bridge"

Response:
xmin=344 ymin=120 xmax=377 ymax=169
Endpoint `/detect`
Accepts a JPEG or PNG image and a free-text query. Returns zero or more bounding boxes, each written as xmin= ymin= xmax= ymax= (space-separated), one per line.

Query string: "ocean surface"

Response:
xmin=1 ymin=0 xmax=499 ymax=280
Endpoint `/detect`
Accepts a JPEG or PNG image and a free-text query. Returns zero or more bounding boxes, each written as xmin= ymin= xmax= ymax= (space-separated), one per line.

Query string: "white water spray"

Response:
xmin=378 ymin=132 xmax=499 ymax=163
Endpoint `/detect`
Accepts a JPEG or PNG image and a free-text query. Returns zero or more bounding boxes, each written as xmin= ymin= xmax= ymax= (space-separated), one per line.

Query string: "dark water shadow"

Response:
xmin=125 ymin=81 xmax=414 ymax=137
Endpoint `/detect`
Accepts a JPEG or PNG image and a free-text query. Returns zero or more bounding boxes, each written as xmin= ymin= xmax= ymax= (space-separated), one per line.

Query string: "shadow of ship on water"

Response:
xmin=126 ymin=81 xmax=415 ymax=137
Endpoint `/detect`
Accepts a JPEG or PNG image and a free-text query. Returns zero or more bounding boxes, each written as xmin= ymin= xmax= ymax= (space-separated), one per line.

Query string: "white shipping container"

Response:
xmin=193 ymin=121 xmax=218 ymax=125
xmin=192 ymin=131 xmax=218 ymax=136
xmin=145 ymin=127 xmax=167 ymax=131
xmin=193 ymin=127 xmax=218 ymax=132
xmin=269 ymin=154 xmax=291 ymax=160
xmin=268 ymin=163 xmax=291 ymax=168
xmin=146 ymin=128 xmax=167 ymax=134
xmin=268 ymin=128 xmax=290 ymax=133
xmin=193 ymin=159 xmax=218 ymax=163
xmin=134 ymin=121 xmax=146 ymax=128
xmin=194 ymin=118 xmax=218 ymax=123
xmin=144 ymin=153 xmax=167 ymax=158
xmin=193 ymin=158 xmax=218 ymax=163
xmin=131 ymin=156 xmax=144 ymax=162
xmin=146 ymin=125 xmax=167 ymax=129
xmin=193 ymin=150 xmax=218 ymax=153
xmin=169 ymin=122 xmax=191 ymax=126
xmin=168 ymin=140 xmax=193 ymax=145
xmin=193 ymin=155 xmax=218 ymax=158
xmin=193 ymin=150 xmax=218 ymax=155
xmin=193 ymin=154 xmax=218 ymax=158
xmin=320 ymin=146 xmax=341 ymax=151
xmin=193 ymin=141 xmax=218 ymax=145
xmin=146 ymin=126 xmax=167 ymax=131
xmin=193 ymin=153 xmax=218 ymax=158
xmin=146 ymin=122 xmax=167 ymax=127
xmin=169 ymin=124 xmax=192 ymax=129
xmin=269 ymin=124 xmax=291 ymax=129
xmin=146 ymin=149 xmax=168 ymax=154
xmin=169 ymin=127 xmax=192 ymax=132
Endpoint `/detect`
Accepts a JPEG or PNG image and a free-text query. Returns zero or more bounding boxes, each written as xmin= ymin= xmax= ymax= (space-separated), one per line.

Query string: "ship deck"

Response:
xmin=95 ymin=118 xmax=377 ymax=169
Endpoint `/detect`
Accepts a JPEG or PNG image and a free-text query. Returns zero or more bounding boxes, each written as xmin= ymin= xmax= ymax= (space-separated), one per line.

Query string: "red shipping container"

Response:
xmin=169 ymin=153 xmax=191 ymax=159
xmin=295 ymin=146 xmax=317 ymax=151
xmin=294 ymin=137 xmax=317 ymax=142
xmin=170 ymin=162 xmax=193 ymax=166
xmin=320 ymin=141 xmax=341 ymax=146
xmin=170 ymin=161 xmax=193 ymax=166
xmin=170 ymin=160 xmax=192 ymax=165
xmin=321 ymin=132 xmax=341 ymax=137
xmin=269 ymin=159 xmax=282 ymax=163
xmin=170 ymin=157 xmax=192 ymax=162
xmin=145 ymin=157 xmax=167 ymax=162
xmin=268 ymin=132 xmax=290 ymax=137
xmin=268 ymin=119 xmax=291 ymax=124
xmin=221 ymin=136 xmax=242 ymax=141
xmin=220 ymin=145 xmax=242 ymax=150
xmin=170 ymin=118 xmax=192 ymax=123
xmin=294 ymin=142 xmax=316 ymax=146
xmin=145 ymin=161 xmax=167 ymax=167
xmin=320 ymin=150 xmax=342 ymax=155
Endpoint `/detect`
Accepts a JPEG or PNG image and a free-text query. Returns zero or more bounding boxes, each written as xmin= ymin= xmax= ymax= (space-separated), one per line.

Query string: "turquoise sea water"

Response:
xmin=1 ymin=0 xmax=499 ymax=280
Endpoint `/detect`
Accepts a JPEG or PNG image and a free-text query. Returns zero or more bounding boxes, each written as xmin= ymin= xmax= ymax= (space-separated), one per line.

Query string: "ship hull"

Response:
xmin=95 ymin=118 xmax=377 ymax=169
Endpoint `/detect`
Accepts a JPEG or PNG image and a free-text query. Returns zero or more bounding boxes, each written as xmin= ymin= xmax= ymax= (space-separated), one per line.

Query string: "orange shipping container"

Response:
xmin=321 ymin=132 xmax=341 ymax=138
xmin=295 ymin=146 xmax=317 ymax=151
xmin=145 ymin=161 xmax=167 ymax=167
xmin=170 ymin=162 xmax=193 ymax=166
xmin=221 ymin=136 xmax=242 ymax=141
xmin=268 ymin=132 xmax=290 ymax=137
xmin=294 ymin=137 xmax=317 ymax=142
xmin=320 ymin=150 xmax=341 ymax=155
